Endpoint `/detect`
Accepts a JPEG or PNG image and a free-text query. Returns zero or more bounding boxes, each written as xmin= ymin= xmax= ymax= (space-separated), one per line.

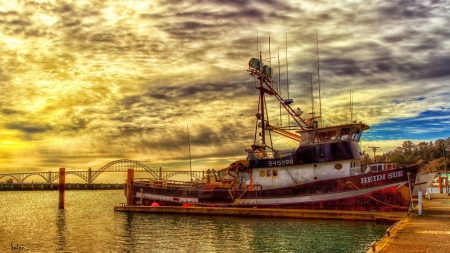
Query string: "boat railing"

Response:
xmin=134 ymin=178 xmax=208 ymax=190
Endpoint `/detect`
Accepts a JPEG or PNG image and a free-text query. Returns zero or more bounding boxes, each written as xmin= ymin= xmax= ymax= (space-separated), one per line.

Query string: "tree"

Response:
xmin=402 ymin=140 xmax=415 ymax=155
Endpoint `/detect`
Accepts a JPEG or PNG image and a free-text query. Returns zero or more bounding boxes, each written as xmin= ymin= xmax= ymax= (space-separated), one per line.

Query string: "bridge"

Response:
xmin=0 ymin=159 xmax=205 ymax=184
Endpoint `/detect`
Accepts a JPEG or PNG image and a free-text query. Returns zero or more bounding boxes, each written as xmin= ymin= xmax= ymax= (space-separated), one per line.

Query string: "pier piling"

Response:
xmin=126 ymin=169 xmax=134 ymax=206
xmin=59 ymin=168 xmax=65 ymax=209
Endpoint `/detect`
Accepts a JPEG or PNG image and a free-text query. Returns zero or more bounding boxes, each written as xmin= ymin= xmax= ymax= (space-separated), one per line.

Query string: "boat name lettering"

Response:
xmin=360 ymin=171 xmax=404 ymax=184
xmin=268 ymin=159 xmax=294 ymax=166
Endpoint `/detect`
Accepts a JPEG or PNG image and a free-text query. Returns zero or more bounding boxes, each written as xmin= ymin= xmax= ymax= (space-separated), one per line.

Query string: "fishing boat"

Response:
xmin=130 ymin=54 xmax=425 ymax=212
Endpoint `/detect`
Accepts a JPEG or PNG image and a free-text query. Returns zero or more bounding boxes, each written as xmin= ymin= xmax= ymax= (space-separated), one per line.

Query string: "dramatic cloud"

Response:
xmin=0 ymin=0 xmax=448 ymax=176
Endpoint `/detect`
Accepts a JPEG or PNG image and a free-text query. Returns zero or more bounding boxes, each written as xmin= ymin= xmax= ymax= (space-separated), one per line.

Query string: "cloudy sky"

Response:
xmin=1 ymin=0 xmax=449 ymax=176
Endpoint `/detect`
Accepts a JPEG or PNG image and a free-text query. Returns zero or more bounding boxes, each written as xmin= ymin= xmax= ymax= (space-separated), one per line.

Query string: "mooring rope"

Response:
xmin=285 ymin=167 xmax=299 ymax=185
xmin=346 ymin=181 xmax=409 ymax=209
xmin=228 ymin=189 xmax=235 ymax=203
xmin=230 ymin=187 xmax=251 ymax=207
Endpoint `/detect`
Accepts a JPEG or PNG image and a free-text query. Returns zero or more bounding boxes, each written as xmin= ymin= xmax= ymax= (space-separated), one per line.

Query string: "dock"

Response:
xmin=114 ymin=205 xmax=407 ymax=222
xmin=366 ymin=193 xmax=450 ymax=253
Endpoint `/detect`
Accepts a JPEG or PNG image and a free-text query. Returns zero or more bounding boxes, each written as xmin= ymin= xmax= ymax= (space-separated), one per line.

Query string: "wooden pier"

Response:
xmin=367 ymin=193 xmax=450 ymax=253
xmin=114 ymin=205 xmax=406 ymax=222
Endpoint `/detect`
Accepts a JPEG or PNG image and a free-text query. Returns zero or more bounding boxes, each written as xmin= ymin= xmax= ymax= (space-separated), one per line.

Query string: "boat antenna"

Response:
xmin=368 ymin=146 xmax=380 ymax=162
xmin=257 ymin=30 xmax=259 ymax=56
xmin=286 ymin=32 xmax=289 ymax=99
xmin=316 ymin=30 xmax=322 ymax=127
xmin=286 ymin=32 xmax=290 ymax=129
xmin=350 ymin=89 xmax=353 ymax=122
xmin=187 ymin=125 xmax=193 ymax=182
xmin=310 ymin=74 xmax=314 ymax=114
xmin=269 ymin=29 xmax=271 ymax=67
xmin=278 ymin=49 xmax=282 ymax=126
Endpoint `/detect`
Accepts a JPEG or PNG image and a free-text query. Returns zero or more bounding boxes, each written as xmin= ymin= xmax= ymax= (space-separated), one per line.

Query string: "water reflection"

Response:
xmin=0 ymin=191 xmax=392 ymax=253
xmin=56 ymin=209 xmax=67 ymax=252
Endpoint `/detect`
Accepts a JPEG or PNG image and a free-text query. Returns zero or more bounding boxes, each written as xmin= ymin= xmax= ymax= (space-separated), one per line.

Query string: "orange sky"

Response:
xmin=1 ymin=0 xmax=449 ymax=177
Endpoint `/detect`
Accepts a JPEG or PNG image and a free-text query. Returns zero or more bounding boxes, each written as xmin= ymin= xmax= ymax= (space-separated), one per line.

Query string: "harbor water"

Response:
xmin=0 ymin=190 xmax=393 ymax=252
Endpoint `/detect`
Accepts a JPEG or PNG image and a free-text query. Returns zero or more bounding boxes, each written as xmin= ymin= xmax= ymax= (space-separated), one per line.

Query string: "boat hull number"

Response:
xmin=268 ymin=159 xmax=294 ymax=166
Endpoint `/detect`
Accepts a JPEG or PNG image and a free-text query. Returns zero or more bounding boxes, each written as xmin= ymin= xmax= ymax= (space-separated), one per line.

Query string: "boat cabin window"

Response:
xmin=314 ymin=130 xmax=338 ymax=142
xmin=371 ymin=165 xmax=384 ymax=172
xmin=351 ymin=127 xmax=362 ymax=140
xmin=339 ymin=128 xmax=351 ymax=140
xmin=338 ymin=126 xmax=362 ymax=141
xmin=260 ymin=170 xmax=278 ymax=178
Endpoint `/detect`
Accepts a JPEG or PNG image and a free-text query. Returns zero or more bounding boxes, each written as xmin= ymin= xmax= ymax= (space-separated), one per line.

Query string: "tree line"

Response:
xmin=366 ymin=138 xmax=450 ymax=169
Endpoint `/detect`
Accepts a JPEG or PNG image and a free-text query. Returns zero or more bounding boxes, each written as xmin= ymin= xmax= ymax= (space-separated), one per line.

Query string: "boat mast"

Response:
xmin=187 ymin=125 xmax=192 ymax=182
xmin=316 ymin=30 xmax=322 ymax=127
xmin=278 ymin=49 xmax=281 ymax=126
xmin=286 ymin=32 xmax=290 ymax=129
xmin=259 ymin=50 xmax=266 ymax=150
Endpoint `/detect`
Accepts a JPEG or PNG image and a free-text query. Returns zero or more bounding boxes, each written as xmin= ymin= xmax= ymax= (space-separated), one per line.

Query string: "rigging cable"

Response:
xmin=285 ymin=167 xmax=299 ymax=185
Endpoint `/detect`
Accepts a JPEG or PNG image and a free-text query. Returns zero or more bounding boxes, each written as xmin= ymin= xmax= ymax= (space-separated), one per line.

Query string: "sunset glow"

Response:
xmin=1 ymin=0 xmax=449 ymax=174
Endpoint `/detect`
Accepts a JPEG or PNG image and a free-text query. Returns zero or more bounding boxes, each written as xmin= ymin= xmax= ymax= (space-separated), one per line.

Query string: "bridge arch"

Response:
xmin=91 ymin=159 xmax=159 ymax=182
xmin=163 ymin=171 xmax=203 ymax=180
xmin=50 ymin=171 xmax=90 ymax=183
xmin=0 ymin=174 xmax=22 ymax=183
xmin=21 ymin=173 xmax=48 ymax=183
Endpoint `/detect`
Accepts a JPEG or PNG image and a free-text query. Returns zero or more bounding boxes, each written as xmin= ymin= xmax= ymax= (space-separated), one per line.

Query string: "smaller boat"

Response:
xmin=412 ymin=171 xmax=437 ymax=198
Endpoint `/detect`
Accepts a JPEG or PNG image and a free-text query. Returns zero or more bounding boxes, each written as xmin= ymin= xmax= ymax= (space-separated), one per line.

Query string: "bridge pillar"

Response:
xmin=159 ymin=167 xmax=162 ymax=180
xmin=47 ymin=171 xmax=52 ymax=184
xmin=88 ymin=167 xmax=92 ymax=184
xmin=59 ymin=168 xmax=65 ymax=209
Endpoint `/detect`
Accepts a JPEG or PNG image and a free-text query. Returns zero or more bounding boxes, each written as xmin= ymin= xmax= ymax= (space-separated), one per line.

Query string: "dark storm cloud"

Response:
xmin=0 ymin=108 xmax=23 ymax=115
xmin=144 ymin=80 xmax=253 ymax=102
xmin=322 ymin=58 xmax=365 ymax=76
xmin=396 ymin=56 xmax=450 ymax=80
xmin=159 ymin=0 xmax=286 ymax=8
xmin=119 ymin=95 xmax=142 ymax=110
xmin=5 ymin=122 xmax=53 ymax=134
xmin=377 ymin=1 xmax=433 ymax=20
xmin=415 ymin=56 xmax=450 ymax=79
xmin=412 ymin=38 xmax=439 ymax=51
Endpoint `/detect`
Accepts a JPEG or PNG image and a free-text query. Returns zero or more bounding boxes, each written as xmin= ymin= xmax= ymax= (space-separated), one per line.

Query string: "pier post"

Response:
xmin=418 ymin=191 xmax=422 ymax=215
xmin=59 ymin=168 xmax=65 ymax=209
xmin=126 ymin=169 xmax=135 ymax=205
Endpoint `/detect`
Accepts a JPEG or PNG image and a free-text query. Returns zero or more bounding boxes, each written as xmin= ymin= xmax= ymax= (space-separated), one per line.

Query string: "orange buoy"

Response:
xmin=182 ymin=203 xmax=191 ymax=207
xmin=151 ymin=202 xmax=160 ymax=207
